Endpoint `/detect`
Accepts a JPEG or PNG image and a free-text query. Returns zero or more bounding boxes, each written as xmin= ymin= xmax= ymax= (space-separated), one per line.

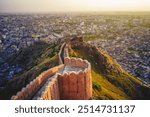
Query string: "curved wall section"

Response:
xmin=11 ymin=43 xmax=92 ymax=100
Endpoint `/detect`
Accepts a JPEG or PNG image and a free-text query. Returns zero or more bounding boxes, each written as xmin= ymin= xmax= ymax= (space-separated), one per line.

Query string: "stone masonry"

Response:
xmin=11 ymin=42 xmax=92 ymax=100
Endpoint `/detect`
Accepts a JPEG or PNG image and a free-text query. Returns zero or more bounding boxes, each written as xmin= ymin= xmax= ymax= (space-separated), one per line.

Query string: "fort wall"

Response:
xmin=58 ymin=43 xmax=66 ymax=64
xmin=58 ymin=57 xmax=92 ymax=100
xmin=11 ymin=65 xmax=64 ymax=100
xmin=11 ymin=42 xmax=92 ymax=100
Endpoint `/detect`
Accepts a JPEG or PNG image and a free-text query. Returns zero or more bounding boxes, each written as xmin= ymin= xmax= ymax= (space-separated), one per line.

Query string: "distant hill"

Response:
xmin=69 ymin=37 xmax=150 ymax=99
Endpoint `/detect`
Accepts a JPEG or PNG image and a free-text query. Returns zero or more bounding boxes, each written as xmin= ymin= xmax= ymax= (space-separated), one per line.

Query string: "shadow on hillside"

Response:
xmin=0 ymin=41 xmax=61 ymax=99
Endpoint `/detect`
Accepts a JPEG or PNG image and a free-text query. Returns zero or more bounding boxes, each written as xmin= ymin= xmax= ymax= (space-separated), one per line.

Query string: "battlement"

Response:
xmin=11 ymin=65 xmax=64 ymax=100
xmin=57 ymin=69 xmax=92 ymax=100
xmin=33 ymin=75 xmax=60 ymax=100
xmin=64 ymin=57 xmax=90 ymax=69
xmin=11 ymin=42 xmax=92 ymax=100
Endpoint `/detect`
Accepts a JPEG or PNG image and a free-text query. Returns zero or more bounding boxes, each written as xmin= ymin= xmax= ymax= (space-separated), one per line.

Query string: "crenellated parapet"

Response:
xmin=31 ymin=56 xmax=92 ymax=100
xmin=11 ymin=42 xmax=92 ymax=100
xmin=11 ymin=65 xmax=64 ymax=100
xmin=58 ymin=46 xmax=92 ymax=100
xmin=33 ymin=75 xmax=60 ymax=100
xmin=64 ymin=57 xmax=89 ymax=69
xmin=57 ymin=68 xmax=92 ymax=100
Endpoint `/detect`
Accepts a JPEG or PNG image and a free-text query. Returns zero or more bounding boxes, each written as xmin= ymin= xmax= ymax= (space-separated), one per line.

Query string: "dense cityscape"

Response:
xmin=0 ymin=13 xmax=150 ymax=87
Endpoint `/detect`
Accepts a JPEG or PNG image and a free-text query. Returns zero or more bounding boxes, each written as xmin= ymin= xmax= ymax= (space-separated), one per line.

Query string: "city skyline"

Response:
xmin=0 ymin=0 xmax=150 ymax=13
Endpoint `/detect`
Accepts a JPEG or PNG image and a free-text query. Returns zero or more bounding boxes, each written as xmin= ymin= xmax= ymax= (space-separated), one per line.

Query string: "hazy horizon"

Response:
xmin=0 ymin=0 xmax=150 ymax=13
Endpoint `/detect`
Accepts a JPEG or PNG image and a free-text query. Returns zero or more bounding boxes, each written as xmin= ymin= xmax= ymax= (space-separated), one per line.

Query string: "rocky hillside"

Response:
xmin=0 ymin=41 xmax=61 ymax=99
xmin=69 ymin=37 xmax=150 ymax=100
xmin=0 ymin=37 xmax=150 ymax=100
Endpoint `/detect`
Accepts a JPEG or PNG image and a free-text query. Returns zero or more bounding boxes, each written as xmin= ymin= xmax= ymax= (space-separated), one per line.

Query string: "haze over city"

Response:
xmin=0 ymin=0 xmax=150 ymax=13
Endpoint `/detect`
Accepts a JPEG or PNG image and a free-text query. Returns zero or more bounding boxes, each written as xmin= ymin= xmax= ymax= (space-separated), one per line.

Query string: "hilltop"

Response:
xmin=69 ymin=37 xmax=150 ymax=99
xmin=0 ymin=37 xmax=150 ymax=100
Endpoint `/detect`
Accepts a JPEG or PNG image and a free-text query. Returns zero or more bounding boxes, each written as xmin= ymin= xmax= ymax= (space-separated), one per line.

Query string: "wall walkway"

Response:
xmin=11 ymin=43 xmax=92 ymax=100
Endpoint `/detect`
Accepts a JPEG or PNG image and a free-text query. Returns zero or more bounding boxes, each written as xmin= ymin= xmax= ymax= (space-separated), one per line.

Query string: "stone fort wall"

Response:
xmin=58 ymin=42 xmax=66 ymax=65
xmin=58 ymin=57 xmax=92 ymax=100
xmin=11 ymin=65 xmax=64 ymax=100
xmin=11 ymin=43 xmax=92 ymax=100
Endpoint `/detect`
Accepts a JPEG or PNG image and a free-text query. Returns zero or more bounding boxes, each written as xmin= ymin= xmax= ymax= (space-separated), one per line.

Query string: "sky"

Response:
xmin=0 ymin=0 xmax=150 ymax=13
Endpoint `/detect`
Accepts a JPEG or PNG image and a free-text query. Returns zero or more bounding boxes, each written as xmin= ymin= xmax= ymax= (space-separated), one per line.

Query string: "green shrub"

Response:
xmin=92 ymin=82 xmax=102 ymax=91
